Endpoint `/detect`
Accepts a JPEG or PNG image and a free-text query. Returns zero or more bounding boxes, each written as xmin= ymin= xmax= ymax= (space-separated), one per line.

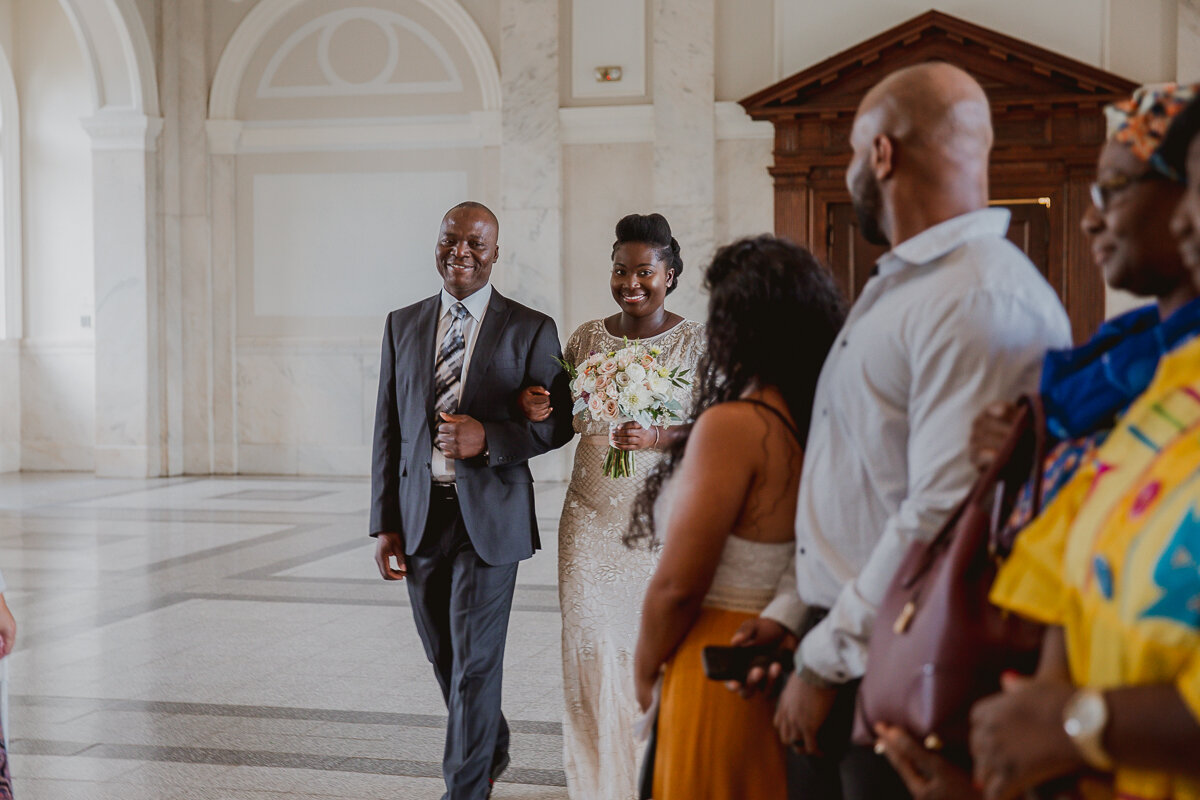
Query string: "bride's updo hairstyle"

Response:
xmin=612 ymin=213 xmax=684 ymax=294
xmin=625 ymin=235 xmax=846 ymax=548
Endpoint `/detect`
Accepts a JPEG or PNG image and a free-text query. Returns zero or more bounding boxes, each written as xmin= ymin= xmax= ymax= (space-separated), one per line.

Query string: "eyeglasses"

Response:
xmin=1089 ymin=170 xmax=1172 ymax=212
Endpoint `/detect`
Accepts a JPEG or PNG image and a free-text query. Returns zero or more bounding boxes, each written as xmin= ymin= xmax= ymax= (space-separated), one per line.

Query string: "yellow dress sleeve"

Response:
xmin=989 ymin=461 xmax=1093 ymax=626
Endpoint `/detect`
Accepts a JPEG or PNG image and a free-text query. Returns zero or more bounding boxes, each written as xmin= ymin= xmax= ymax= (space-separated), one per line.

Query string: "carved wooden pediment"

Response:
xmin=739 ymin=10 xmax=1142 ymax=343
xmin=741 ymin=10 xmax=1137 ymax=124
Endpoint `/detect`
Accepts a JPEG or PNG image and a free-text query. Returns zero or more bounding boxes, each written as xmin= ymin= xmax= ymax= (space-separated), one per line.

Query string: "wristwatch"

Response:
xmin=1062 ymin=688 xmax=1114 ymax=771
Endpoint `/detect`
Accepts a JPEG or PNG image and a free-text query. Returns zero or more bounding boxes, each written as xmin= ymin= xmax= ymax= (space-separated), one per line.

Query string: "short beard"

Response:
xmin=850 ymin=164 xmax=890 ymax=248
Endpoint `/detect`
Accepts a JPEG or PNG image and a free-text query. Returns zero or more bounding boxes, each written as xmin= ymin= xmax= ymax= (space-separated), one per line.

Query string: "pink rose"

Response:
xmin=602 ymin=398 xmax=620 ymax=420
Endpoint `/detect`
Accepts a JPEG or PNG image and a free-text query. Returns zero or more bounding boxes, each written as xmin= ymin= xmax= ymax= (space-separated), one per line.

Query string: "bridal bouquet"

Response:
xmin=558 ymin=340 xmax=691 ymax=478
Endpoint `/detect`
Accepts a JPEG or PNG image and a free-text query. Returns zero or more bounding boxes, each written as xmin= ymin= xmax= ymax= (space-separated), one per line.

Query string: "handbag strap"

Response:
xmin=901 ymin=394 xmax=1044 ymax=589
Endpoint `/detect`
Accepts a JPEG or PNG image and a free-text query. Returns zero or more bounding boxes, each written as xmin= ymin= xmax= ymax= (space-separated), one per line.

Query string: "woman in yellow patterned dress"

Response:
xmin=967 ymin=94 xmax=1200 ymax=800
xmin=519 ymin=213 xmax=705 ymax=800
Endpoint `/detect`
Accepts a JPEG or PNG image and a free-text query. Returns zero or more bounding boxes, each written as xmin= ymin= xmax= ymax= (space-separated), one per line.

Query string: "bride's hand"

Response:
xmin=610 ymin=421 xmax=659 ymax=451
xmin=635 ymin=665 xmax=657 ymax=712
xmin=517 ymin=385 xmax=552 ymax=422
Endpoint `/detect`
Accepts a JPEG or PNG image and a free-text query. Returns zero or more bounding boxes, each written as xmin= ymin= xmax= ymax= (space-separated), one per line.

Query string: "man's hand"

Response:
xmin=725 ymin=617 xmax=796 ymax=697
xmin=436 ymin=412 xmax=487 ymax=459
xmin=0 ymin=594 xmax=17 ymax=658
xmin=374 ymin=532 xmax=408 ymax=581
xmin=775 ymin=670 xmax=839 ymax=755
xmin=969 ymin=674 xmax=1083 ymax=800
xmin=518 ymin=386 xmax=553 ymax=422
xmin=610 ymin=421 xmax=658 ymax=452
xmin=969 ymin=401 xmax=1019 ymax=472
xmin=874 ymin=723 xmax=981 ymax=800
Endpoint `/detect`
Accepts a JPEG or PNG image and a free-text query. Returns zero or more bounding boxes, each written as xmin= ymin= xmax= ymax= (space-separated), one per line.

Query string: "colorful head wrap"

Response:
xmin=1104 ymin=83 xmax=1200 ymax=180
xmin=1159 ymin=95 xmax=1200 ymax=181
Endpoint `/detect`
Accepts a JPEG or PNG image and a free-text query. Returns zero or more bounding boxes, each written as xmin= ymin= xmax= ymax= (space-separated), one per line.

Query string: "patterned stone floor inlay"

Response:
xmin=0 ymin=473 xmax=571 ymax=799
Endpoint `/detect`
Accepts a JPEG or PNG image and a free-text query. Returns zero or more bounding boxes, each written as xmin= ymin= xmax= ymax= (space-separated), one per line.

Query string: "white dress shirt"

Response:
xmin=763 ymin=208 xmax=1071 ymax=683
xmin=432 ymin=283 xmax=492 ymax=482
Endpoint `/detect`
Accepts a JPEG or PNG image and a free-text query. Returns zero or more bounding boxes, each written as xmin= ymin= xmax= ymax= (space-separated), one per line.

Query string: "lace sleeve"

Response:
xmin=563 ymin=323 xmax=586 ymax=367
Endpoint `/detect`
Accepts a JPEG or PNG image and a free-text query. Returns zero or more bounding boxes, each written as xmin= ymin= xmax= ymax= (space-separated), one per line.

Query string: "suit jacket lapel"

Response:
xmin=413 ymin=295 xmax=440 ymax=430
xmin=459 ymin=290 xmax=511 ymax=412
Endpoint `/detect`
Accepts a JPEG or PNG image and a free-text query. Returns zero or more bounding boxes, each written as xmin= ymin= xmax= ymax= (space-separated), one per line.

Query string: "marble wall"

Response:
xmin=15 ymin=0 xmax=95 ymax=472
xmin=1181 ymin=0 xmax=1200 ymax=81
xmin=2 ymin=0 xmax=1194 ymax=478
xmin=20 ymin=342 xmax=94 ymax=471
xmin=0 ymin=340 xmax=16 ymax=472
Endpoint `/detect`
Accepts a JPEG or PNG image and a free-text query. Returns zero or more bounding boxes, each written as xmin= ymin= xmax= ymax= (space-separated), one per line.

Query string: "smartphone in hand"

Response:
xmin=701 ymin=644 xmax=794 ymax=682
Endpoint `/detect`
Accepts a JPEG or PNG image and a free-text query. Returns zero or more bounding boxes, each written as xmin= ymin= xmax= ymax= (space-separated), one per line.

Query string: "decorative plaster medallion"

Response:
xmin=256 ymin=7 xmax=463 ymax=99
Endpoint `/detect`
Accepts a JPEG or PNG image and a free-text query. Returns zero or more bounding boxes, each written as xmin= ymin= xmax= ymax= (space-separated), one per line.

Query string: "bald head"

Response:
xmin=846 ymin=63 xmax=994 ymax=246
xmin=444 ymin=201 xmax=498 ymax=231
xmin=854 ymin=62 xmax=993 ymax=165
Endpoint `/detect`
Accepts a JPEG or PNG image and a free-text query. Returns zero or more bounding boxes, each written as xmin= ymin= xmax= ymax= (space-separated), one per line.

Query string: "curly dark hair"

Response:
xmin=625 ymin=235 xmax=846 ymax=548
xmin=612 ymin=213 xmax=684 ymax=294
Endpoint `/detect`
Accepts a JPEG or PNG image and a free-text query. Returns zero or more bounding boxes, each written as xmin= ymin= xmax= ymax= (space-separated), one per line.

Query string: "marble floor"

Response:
xmin=0 ymin=473 xmax=572 ymax=799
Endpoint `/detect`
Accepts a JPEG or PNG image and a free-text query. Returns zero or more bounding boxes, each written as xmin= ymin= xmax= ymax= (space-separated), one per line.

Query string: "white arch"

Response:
xmin=57 ymin=0 xmax=159 ymax=115
xmin=0 ymin=39 xmax=20 ymax=339
xmin=210 ymin=0 xmax=502 ymax=119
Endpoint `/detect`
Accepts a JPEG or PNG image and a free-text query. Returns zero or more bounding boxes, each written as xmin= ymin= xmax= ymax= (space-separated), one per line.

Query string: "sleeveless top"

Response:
xmin=700 ymin=398 xmax=803 ymax=614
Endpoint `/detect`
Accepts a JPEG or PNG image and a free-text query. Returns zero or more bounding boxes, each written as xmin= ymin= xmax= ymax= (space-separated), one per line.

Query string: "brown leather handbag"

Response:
xmin=853 ymin=396 xmax=1048 ymax=756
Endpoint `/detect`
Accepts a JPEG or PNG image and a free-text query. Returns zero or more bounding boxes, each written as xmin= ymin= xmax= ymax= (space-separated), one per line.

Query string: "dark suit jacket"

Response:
xmin=369 ymin=289 xmax=574 ymax=565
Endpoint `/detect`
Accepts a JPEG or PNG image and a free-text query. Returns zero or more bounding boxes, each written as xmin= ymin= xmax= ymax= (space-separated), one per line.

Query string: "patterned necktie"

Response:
xmin=434 ymin=302 xmax=469 ymax=413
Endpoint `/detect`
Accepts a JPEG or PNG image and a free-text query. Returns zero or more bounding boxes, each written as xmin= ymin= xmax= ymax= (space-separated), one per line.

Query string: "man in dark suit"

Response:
xmin=370 ymin=201 xmax=573 ymax=799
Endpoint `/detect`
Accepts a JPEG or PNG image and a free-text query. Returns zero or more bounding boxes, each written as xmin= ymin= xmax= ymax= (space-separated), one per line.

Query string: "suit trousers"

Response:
xmin=784 ymin=678 xmax=912 ymax=800
xmin=786 ymin=607 xmax=911 ymax=800
xmin=405 ymin=486 xmax=518 ymax=800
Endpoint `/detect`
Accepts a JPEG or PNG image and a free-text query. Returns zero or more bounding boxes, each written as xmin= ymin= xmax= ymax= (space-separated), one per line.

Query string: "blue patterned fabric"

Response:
xmin=1040 ymin=298 xmax=1200 ymax=440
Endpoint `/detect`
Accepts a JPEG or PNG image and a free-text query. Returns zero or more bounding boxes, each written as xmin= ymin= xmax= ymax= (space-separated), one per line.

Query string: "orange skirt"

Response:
xmin=653 ymin=606 xmax=788 ymax=800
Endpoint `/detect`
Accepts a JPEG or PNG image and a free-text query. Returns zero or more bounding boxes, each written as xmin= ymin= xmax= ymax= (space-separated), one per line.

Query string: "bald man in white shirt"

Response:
xmin=755 ymin=63 xmax=1072 ymax=800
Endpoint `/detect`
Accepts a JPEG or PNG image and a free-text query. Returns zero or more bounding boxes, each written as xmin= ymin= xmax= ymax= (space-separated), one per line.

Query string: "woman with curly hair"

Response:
xmin=517 ymin=213 xmax=705 ymax=800
xmin=629 ymin=235 xmax=845 ymax=800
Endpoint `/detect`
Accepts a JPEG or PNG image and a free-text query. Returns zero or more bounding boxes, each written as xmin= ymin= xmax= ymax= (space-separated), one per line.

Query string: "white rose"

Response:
xmin=624 ymin=362 xmax=646 ymax=382
xmin=605 ymin=382 xmax=621 ymax=399
xmin=621 ymin=384 xmax=650 ymax=411
xmin=615 ymin=371 xmax=632 ymax=388
xmin=587 ymin=352 xmax=604 ymax=367
xmin=648 ymin=375 xmax=670 ymax=394
xmin=570 ymin=375 xmax=583 ymax=395
xmin=587 ymin=394 xmax=605 ymax=417
xmin=581 ymin=374 xmax=598 ymax=393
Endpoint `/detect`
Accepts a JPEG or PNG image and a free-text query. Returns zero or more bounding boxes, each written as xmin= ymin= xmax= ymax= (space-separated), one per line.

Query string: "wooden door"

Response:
xmin=825 ymin=200 xmax=1052 ymax=303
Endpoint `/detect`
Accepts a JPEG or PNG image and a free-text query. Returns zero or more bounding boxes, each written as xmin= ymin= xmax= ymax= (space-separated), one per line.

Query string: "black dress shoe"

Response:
xmin=487 ymin=751 xmax=510 ymax=798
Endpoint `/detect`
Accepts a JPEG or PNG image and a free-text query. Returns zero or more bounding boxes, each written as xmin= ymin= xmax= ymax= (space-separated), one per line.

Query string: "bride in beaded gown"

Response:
xmin=519 ymin=214 xmax=704 ymax=800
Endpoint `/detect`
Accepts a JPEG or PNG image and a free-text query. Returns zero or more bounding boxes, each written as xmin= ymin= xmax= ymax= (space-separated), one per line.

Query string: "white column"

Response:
xmin=207 ymin=137 xmax=238 ymax=475
xmin=498 ymin=0 xmax=562 ymax=322
xmin=499 ymin=0 xmax=564 ymax=481
xmin=163 ymin=0 xmax=214 ymax=474
xmin=82 ymin=109 xmax=165 ymax=477
xmin=653 ymin=0 xmax=716 ymax=323
xmin=1180 ymin=0 xmax=1200 ymax=81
